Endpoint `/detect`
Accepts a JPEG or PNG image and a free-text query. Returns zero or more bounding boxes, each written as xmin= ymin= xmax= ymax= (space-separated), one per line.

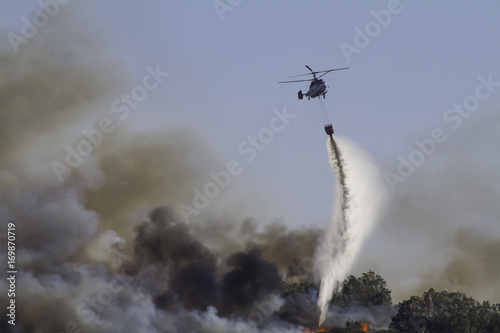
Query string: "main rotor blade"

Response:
xmin=326 ymin=67 xmax=349 ymax=72
xmin=288 ymin=73 xmax=315 ymax=78
xmin=316 ymin=67 xmax=349 ymax=75
xmin=317 ymin=67 xmax=349 ymax=78
xmin=278 ymin=78 xmax=314 ymax=83
xmin=287 ymin=67 xmax=349 ymax=78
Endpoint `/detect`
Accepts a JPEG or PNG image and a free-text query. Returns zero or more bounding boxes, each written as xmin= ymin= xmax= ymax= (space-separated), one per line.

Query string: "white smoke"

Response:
xmin=316 ymin=136 xmax=388 ymax=326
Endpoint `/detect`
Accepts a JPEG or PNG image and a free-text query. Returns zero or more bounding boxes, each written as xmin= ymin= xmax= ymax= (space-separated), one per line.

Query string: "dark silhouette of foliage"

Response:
xmin=279 ymin=281 xmax=319 ymax=298
xmin=278 ymin=272 xmax=500 ymax=332
xmin=390 ymin=288 xmax=500 ymax=332
xmin=331 ymin=270 xmax=392 ymax=308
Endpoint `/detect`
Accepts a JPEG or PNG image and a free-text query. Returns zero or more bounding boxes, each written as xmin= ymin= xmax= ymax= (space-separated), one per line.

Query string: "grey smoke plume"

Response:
xmin=359 ymin=111 xmax=500 ymax=304
xmin=0 ymin=9 xmax=128 ymax=190
xmin=0 ymin=9 xmax=325 ymax=333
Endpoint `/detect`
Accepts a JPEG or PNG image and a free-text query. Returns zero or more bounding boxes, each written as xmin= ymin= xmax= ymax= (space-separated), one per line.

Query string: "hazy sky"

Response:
xmin=2 ymin=0 xmax=500 ymax=301
xmin=106 ymin=0 xmax=500 ymax=227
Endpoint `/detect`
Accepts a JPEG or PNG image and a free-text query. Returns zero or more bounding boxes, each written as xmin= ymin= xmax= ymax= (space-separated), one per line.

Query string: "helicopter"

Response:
xmin=279 ymin=65 xmax=348 ymax=100
xmin=280 ymin=65 xmax=348 ymax=137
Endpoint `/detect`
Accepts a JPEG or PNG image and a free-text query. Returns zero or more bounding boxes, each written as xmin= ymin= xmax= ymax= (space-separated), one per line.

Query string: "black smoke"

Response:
xmin=126 ymin=207 xmax=283 ymax=320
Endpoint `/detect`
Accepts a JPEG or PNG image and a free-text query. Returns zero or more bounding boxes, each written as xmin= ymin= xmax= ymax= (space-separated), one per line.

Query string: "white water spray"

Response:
xmin=316 ymin=136 xmax=388 ymax=326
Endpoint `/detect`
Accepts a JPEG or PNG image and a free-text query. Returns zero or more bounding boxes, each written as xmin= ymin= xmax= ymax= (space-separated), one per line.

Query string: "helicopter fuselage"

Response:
xmin=304 ymin=79 xmax=327 ymax=99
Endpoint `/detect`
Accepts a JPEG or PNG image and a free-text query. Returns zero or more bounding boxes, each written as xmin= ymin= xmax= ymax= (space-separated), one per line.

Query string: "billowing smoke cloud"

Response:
xmin=125 ymin=206 xmax=281 ymax=317
xmin=0 ymin=8 xmax=325 ymax=333
xmin=0 ymin=7 xmax=129 ymax=193
xmin=438 ymin=227 xmax=500 ymax=297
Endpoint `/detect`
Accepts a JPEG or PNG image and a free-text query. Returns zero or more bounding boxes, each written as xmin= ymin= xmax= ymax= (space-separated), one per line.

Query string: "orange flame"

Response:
xmin=303 ymin=323 xmax=367 ymax=332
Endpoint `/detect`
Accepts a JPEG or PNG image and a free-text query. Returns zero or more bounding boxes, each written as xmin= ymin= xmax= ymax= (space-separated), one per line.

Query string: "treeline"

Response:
xmin=279 ymin=271 xmax=500 ymax=332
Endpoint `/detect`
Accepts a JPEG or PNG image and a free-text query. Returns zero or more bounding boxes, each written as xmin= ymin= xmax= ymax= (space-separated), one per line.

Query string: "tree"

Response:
xmin=390 ymin=288 xmax=500 ymax=332
xmin=279 ymin=281 xmax=318 ymax=298
xmin=331 ymin=270 xmax=392 ymax=308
